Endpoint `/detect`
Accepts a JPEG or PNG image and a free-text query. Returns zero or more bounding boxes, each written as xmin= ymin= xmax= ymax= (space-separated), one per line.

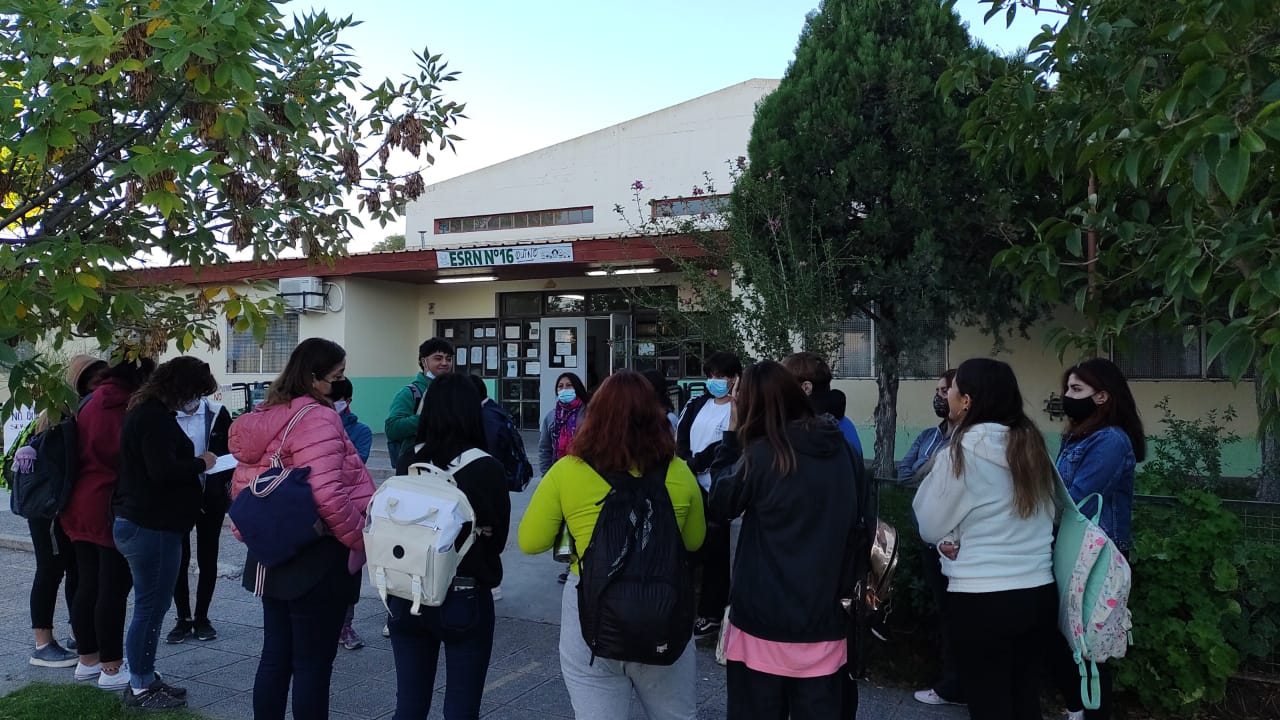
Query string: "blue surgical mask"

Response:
xmin=333 ymin=400 xmax=349 ymax=414
xmin=706 ymin=378 xmax=730 ymax=398
xmin=557 ymin=389 xmax=577 ymax=404
xmin=179 ymin=398 xmax=202 ymax=415
xmin=425 ymin=370 xmax=436 ymax=380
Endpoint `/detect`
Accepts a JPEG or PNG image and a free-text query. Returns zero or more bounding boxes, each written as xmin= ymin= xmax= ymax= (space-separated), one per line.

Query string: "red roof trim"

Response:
xmin=126 ymin=234 xmax=714 ymax=286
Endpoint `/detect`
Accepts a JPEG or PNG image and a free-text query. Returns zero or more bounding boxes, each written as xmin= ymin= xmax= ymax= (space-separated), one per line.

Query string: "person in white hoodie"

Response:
xmin=912 ymin=358 xmax=1059 ymax=720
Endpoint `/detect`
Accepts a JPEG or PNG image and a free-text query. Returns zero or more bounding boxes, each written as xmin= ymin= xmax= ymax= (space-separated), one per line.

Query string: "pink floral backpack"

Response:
xmin=1053 ymin=478 xmax=1133 ymax=711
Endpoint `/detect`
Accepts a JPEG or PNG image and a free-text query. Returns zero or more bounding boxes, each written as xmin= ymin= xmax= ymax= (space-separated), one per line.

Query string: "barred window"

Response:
xmin=1113 ymin=325 xmax=1252 ymax=380
xmin=832 ymin=313 xmax=947 ymax=379
xmin=226 ymin=314 xmax=299 ymax=374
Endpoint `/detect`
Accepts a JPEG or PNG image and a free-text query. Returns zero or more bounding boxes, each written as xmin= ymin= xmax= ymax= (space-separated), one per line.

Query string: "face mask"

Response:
xmin=333 ymin=400 xmax=349 ymax=414
xmin=425 ymin=370 xmax=436 ymax=380
xmin=179 ymin=398 xmax=202 ymax=414
xmin=932 ymin=393 xmax=949 ymax=418
xmin=557 ymin=389 xmax=577 ymax=404
xmin=1062 ymin=394 xmax=1098 ymax=423
xmin=706 ymin=378 xmax=730 ymax=398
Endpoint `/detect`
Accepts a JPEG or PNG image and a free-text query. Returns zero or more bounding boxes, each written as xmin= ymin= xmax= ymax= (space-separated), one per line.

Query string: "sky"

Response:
xmin=303 ymin=0 xmax=1054 ymax=251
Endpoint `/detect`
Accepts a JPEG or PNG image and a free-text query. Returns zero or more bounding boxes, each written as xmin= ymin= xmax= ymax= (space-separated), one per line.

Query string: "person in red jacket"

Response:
xmin=228 ymin=338 xmax=375 ymax=720
xmin=60 ymin=355 xmax=155 ymax=690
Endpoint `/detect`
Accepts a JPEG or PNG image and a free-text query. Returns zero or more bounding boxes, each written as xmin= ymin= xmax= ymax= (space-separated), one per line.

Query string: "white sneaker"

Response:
xmin=74 ymin=661 xmax=101 ymax=681
xmin=913 ymin=688 xmax=963 ymax=706
xmin=491 ymin=586 xmax=503 ymax=601
xmin=1066 ymin=711 xmax=1085 ymax=720
xmin=97 ymin=662 xmax=130 ymax=691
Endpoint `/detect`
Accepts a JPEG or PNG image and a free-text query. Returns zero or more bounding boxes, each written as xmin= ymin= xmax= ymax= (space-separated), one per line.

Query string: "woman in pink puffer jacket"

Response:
xmin=228 ymin=338 xmax=374 ymax=720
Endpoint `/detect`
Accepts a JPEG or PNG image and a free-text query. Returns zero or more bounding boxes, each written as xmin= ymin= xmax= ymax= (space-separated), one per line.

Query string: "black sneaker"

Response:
xmin=153 ymin=674 xmax=187 ymax=698
xmin=122 ymin=681 xmax=188 ymax=711
xmin=165 ymin=618 xmax=194 ymax=644
xmin=692 ymin=616 xmax=721 ymax=639
xmin=192 ymin=618 xmax=217 ymax=641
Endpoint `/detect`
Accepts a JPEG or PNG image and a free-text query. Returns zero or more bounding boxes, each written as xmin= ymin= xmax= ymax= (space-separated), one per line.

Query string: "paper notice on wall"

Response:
xmin=444 ymin=328 xmax=454 ymax=338
xmin=485 ymin=327 xmax=496 ymax=338
xmin=3 ymin=405 xmax=37 ymax=455
xmin=504 ymin=325 xmax=520 ymax=340
xmin=505 ymin=343 xmax=518 ymax=358
xmin=486 ymin=346 xmax=498 ymax=370
xmin=526 ymin=361 xmax=540 ymax=375
xmin=564 ymin=355 xmax=578 ymax=368
xmin=555 ymin=342 xmax=572 ymax=356
xmin=505 ymin=361 xmax=518 ymax=378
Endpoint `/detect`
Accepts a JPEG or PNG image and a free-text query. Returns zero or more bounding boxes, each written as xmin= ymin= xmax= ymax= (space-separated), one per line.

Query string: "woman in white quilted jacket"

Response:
xmin=912 ymin=358 xmax=1059 ymax=720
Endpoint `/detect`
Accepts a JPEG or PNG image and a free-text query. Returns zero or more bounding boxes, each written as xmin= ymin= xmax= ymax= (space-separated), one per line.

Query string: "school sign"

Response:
xmin=436 ymin=244 xmax=574 ymax=269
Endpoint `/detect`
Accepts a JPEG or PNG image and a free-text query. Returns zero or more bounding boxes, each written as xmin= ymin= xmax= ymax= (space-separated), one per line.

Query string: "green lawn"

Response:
xmin=0 ymin=683 xmax=202 ymax=720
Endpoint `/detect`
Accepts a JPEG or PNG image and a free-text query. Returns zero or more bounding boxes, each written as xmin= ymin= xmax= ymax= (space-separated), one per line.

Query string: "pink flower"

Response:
xmin=691 ymin=186 xmax=705 ymax=196
xmin=1107 ymin=599 xmax=1117 ymax=607
xmin=631 ymin=180 xmax=644 ymax=191
xmin=1095 ymin=538 xmax=1106 ymax=546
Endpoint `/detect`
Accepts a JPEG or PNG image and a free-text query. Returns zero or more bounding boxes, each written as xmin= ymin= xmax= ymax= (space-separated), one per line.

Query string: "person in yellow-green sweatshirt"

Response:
xmin=518 ymin=369 xmax=705 ymax=720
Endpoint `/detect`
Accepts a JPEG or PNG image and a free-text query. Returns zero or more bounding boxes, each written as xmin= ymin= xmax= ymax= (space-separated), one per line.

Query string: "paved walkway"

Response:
xmin=0 ymin=434 xmax=967 ymax=719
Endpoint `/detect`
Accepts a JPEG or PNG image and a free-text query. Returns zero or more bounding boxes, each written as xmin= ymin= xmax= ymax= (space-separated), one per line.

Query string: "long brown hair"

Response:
xmin=265 ymin=338 xmax=345 ymax=407
xmin=950 ymin=358 xmax=1055 ymax=518
xmin=1062 ymin=358 xmax=1146 ymax=462
xmin=570 ymin=370 xmax=674 ymax=475
xmin=735 ymin=360 xmax=815 ymax=477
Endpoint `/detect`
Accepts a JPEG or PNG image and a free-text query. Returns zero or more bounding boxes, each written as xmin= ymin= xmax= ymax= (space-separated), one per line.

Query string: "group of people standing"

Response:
xmin=906 ymin=358 xmax=1143 ymax=720
xmin=5 ymin=335 xmax=1144 ymax=720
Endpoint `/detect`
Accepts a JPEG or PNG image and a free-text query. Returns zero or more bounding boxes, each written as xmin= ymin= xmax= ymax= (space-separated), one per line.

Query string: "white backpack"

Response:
xmin=364 ymin=448 xmax=487 ymax=615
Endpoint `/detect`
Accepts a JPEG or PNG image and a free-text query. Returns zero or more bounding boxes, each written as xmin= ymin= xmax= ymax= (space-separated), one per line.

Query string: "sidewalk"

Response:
xmin=0 ymin=433 xmax=966 ymax=719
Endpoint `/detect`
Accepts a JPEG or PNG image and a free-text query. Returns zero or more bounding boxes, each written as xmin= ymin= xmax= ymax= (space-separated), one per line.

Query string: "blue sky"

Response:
xmin=305 ymin=1 xmax=1052 ymax=250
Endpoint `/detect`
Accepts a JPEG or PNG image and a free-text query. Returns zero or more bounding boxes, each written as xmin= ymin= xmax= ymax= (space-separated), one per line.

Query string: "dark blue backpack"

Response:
xmin=482 ymin=402 xmax=533 ymax=492
xmin=4 ymin=400 xmax=87 ymax=521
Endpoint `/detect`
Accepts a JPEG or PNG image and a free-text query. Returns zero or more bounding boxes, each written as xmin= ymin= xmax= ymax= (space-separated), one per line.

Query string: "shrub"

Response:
xmin=1135 ymin=397 xmax=1241 ymax=496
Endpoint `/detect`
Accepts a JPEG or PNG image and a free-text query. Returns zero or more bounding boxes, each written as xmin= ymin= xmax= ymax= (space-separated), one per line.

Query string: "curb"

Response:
xmin=0 ymin=533 xmax=33 ymax=552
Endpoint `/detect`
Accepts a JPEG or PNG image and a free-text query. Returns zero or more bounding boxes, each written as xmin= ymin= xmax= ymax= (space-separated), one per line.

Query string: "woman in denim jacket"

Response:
xmin=1056 ymin=357 xmax=1145 ymax=720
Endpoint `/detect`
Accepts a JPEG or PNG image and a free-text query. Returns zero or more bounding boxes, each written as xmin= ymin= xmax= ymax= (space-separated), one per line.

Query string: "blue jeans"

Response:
xmin=255 ymin=588 xmax=347 ymax=720
xmin=113 ymin=517 xmax=182 ymax=690
xmin=387 ymin=587 xmax=496 ymax=720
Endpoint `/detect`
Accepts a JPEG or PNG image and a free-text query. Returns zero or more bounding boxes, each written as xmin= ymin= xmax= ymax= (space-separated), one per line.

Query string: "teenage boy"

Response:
xmin=384 ymin=338 xmax=454 ymax=461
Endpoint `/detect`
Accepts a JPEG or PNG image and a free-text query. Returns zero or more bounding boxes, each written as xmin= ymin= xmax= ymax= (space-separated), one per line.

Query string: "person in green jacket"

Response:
xmin=384 ymin=337 xmax=454 ymax=461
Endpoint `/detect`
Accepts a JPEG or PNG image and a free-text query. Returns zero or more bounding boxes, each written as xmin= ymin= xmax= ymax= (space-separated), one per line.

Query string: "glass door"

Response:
xmin=540 ymin=318 xmax=587 ymax=424
xmin=609 ymin=311 xmax=632 ymax=375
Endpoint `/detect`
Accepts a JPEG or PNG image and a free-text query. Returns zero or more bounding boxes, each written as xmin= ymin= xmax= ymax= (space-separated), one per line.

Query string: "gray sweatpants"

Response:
xmin=558 ymin=573 xmax=697 ymax=720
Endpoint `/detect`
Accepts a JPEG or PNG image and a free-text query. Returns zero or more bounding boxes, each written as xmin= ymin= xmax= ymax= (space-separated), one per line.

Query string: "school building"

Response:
xmin=135 ymin=78 xmax=1261 ymax=475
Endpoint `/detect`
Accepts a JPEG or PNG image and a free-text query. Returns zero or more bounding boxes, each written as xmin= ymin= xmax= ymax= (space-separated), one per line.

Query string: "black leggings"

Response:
xmin=695 ymin=489 xmax=731 ymax=619
xmin=174 ymin=493 xmax=227 ymax=621
xmin=70 ymin=541 xmax=133 ymax=662
xmin=946 ymin=584 xmax=1059 ymax=720
xmin=28 ymin=518 xmax=77 ymax=630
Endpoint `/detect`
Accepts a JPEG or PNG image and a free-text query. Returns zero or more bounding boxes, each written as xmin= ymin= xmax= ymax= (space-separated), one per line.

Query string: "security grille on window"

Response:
xmin=1112 ymin=325 xmax=1205 ymax=379
xmin=226 ymin=314 xmax=299 ymax=374
xmin=832 ymin=313 xmax=947 ymax=379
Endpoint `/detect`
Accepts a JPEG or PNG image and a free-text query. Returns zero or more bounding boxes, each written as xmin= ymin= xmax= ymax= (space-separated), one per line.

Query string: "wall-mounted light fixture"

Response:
xmin=585 ymin=267 xmax=659 ymax=277
xmin=435 ymin=275 xmax=498 ymax=284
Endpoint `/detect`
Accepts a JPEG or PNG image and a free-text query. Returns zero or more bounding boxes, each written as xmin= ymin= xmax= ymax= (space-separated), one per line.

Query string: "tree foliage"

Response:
xmin=0 ymin=0 xmax=464 ymax=415
xmin=950 ymin=0 xmax=1280 ymax=497
xmin=372 ymin=232 xmax=405 ymax=252
xmin=739 ymin=0 xmax=1045 ymax=475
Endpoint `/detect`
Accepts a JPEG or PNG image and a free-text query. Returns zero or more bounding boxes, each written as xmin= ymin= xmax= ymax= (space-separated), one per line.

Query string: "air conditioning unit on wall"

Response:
xmin=278 ymin=276 xmax=328 ymax=312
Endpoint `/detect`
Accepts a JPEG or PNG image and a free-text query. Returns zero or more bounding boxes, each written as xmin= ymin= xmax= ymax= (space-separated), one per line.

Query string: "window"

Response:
xmin=1111 ymin=324 xmax=1250 ymax=379
xmin=651 ymin=194 xmax=729 ymax=218
xmin=832 ymin=313 xmax=947 ymax=379
xmin=226 ymin=313 xmax=299 ymax=374
xmin=435 ymin=206 xmax=593 ymax=235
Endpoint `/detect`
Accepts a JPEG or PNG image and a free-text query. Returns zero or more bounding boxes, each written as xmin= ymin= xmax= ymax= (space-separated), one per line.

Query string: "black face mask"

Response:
xmin=1062 ymin=394 xmax=1098 ymax=423
xmin=932 ymin=393 xmax=949 ymax=419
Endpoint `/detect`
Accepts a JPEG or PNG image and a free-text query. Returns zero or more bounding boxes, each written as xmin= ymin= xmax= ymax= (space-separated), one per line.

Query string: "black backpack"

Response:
xmin=6 ymin=414 xmax=80 ymax=521
xmin=484 ymin=402 xmax=533 ymax=492
xmin=576 ymin=461 xmax=694 ymax=665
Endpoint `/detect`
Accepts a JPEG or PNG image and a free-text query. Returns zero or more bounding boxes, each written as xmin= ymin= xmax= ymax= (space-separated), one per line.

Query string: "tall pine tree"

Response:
xmin=738 ymin=0 xmax=1045 ymax=475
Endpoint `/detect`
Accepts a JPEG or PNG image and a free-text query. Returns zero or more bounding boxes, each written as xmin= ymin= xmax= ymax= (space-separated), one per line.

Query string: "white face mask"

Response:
xmin=333 ymin=400 xmax=349 ymax=414
xmin=179 ymin=398 xmax=202 ymax=414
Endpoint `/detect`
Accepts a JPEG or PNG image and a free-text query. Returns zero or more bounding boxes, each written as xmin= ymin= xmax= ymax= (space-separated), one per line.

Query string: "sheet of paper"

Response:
xmin=207 ymin=454 xmax=238 ymax=475
xmin=485 ymin=327 xmax=496 ymax=338
xmin=486 ymin=346 xmax=498 ymax=370
xmin=505 ymin=343 xmax=518 ymax=358
xmin=504 ymin=325 xmax=520 ymax=340
xmin=564 ymin=355 xmax=578 ymax=368
xmin=505 ymin=361 xmax=518 ymax=377
xmin=526 ymin=361 xmax=540 ymax=375
xmin=555 ymin=342 xmax=572 ymax=356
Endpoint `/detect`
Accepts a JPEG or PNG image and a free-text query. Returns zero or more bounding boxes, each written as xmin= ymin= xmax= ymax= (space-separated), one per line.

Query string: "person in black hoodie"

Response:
xmin=166 ymin=394 xmax=234 ymax=645
xmin=393 ymin=373 xmax=511 ymax=720
xmin=113 ymin=357 xmax=219 ymax=710
xmin=709 ymin=360 xmax=859 ymax=720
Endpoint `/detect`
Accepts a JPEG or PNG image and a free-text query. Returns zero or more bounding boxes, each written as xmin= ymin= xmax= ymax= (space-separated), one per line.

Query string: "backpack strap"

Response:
xmin=269 ymin=403 xmax=321 ymax=468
